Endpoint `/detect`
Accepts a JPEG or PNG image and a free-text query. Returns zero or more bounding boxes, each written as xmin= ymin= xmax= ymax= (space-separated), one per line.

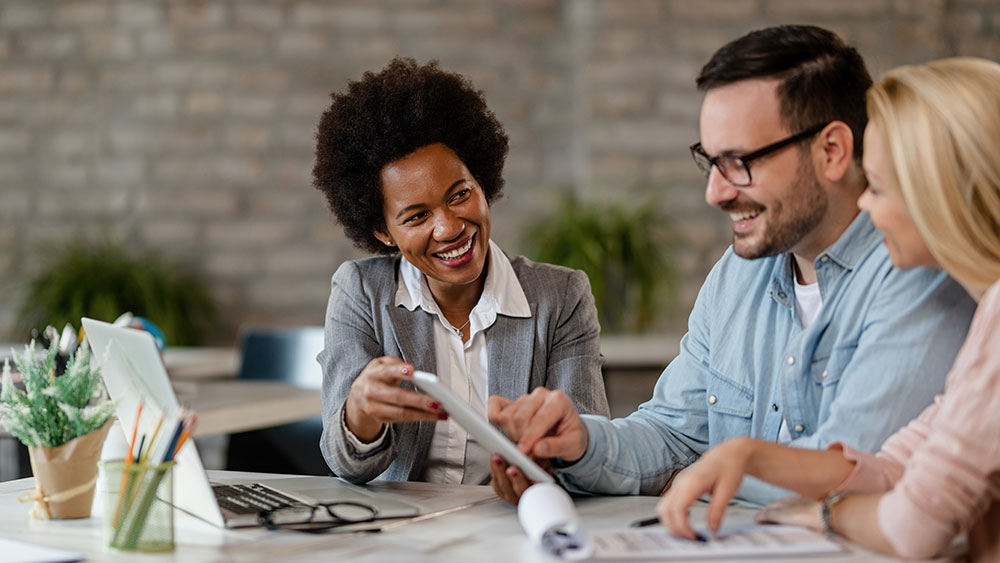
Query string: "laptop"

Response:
xmin=81 ymin=317 xmax=420 ymax=528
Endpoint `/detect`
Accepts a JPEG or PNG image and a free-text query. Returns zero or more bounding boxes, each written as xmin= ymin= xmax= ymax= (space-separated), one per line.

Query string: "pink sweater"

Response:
xmin=834 ymin=279 xmax=1000 ymax=561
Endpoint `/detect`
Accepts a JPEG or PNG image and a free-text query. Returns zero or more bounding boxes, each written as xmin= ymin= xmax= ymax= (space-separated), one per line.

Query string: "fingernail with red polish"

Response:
xmin=401 ymin=367 xmax=410 ymax=375
xmin=429 ymin=401 xmax=440 ymax=410
xmin=493 ymin=456 xmax=504 ymax=465
xmin=509 ymin=469 xmax=520 ymax=478
xmin=438 ymin=413 xmax=449 ymax=420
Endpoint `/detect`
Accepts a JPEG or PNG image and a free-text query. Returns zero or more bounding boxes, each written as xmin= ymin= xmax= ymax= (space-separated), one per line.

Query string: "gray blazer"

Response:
xmin=318 ymin=253 xmax=609 ymax=484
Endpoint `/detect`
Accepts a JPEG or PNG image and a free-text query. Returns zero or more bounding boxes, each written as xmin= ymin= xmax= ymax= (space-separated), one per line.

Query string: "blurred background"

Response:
xmin=1 ymin=0 xmax=998 ymax=345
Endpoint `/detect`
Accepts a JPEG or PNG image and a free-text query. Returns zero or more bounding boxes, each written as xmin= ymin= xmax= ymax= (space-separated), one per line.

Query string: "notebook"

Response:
xmin=81 ymin=317 xmax=420 ymax=528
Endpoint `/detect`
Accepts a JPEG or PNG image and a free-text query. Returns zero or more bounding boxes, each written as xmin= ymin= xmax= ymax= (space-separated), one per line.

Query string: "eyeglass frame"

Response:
xmin=257 ymin=500 xmax=380 ymax=533
xmin=689 ymin=122 xmax=830 ymax=187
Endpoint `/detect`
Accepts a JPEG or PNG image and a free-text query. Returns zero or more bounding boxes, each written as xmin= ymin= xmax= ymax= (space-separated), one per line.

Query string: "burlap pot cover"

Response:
xmin=23 ymin=419 xmax=113 ymax=519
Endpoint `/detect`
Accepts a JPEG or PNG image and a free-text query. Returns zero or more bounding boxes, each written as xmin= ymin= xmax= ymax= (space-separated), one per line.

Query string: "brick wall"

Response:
xmin=1 ymin=0 xmax=997 ymax=343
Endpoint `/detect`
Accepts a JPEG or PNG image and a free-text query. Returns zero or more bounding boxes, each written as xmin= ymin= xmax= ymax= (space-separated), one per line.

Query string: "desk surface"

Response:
xmin=0 ymin=471 xmax=925 ymax=563
xmin=176 ymin=379 xmax=321 ymax=436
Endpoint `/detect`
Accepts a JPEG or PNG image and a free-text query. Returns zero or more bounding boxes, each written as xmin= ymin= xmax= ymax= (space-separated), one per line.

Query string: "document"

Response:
xmin=588 ymin=524 xmax=844 ymax=560
xmin=0 ymin=537 xmax=82 ymax=563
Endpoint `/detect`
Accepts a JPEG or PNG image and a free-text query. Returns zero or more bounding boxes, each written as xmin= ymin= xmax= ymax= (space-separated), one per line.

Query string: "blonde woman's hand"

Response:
xmin=754 ymin=496 xmax=824 ymax=532
xmin=657 ymin=438 xmax=756 ymax=540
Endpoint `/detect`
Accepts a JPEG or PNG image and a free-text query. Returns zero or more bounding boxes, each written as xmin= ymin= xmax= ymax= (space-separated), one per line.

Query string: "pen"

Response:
xmin=629 ymin=516 xmax=708 ymax=542
xmin=630 ymin=516 xmax=660 ymax=528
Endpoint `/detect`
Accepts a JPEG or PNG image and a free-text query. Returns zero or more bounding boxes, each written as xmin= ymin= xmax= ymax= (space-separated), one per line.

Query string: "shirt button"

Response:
xmin=708 ymin=395 xmax=718 ymax=405
xmin=787 ymin=356 xmax=795 ymax=365
xmin=794 ymin=424 xmax=805 ymax=433
xmin=777 ymin=291 xmax=787 ymax=299
xmin=820 ymin=255 xmax=829 ymax=262
xmin=821 ymin=370 xmax=829 ymax=378
xmin=771 ymin=404 xmax=779 ymax=412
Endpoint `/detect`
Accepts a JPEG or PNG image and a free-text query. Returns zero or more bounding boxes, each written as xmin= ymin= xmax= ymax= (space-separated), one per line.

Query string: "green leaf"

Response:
xmin=15 ymin=239 xmax=216 ymax=346
xmin=523 ymin=191 xmax=677 ymax=333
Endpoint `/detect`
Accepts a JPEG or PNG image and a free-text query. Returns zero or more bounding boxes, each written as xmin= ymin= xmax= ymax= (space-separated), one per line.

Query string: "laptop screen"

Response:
xmin=82 ymin=317 xmax=226 ymax=527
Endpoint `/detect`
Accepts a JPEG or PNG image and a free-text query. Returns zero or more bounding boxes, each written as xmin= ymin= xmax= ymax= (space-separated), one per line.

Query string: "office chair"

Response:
xmin=225 ymin=326 xmax=332 ymax=476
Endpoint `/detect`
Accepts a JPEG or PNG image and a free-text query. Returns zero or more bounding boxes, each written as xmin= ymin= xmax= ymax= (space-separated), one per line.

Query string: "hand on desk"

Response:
xmin=754 ymin=496 xmax=824 ymax=531
xmin=345 ymin=356 xmax=446 ymax=442
xmin=657 ymin=438 xmax=755 ymax=540
xmin=487 ymin=389 xmax=589 ymax=504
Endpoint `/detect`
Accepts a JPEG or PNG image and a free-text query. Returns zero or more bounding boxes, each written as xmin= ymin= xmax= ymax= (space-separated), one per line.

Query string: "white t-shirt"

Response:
xmin=777 ymin=277 xmax=824 ymax=443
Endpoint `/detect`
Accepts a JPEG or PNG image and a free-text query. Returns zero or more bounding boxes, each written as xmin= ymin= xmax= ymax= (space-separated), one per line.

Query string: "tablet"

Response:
xmin=411 ymin=371 xmax=554 ymax=484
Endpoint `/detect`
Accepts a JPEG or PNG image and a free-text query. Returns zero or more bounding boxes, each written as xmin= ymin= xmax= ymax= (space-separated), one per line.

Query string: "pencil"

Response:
xmin=141 ymin=415 xmax=165 ymax=464
xmin=125 ymin=401 xmax=143 ymax=467
xmin=172 ymin=412 xmax=199 ymax=459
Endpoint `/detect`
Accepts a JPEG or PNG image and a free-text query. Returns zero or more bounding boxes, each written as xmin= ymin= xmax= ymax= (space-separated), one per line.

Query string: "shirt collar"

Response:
xmin=395 ymin=239 xmax=531 ymax=319
xmin=771 ymin=211 xmax=881 ymax=309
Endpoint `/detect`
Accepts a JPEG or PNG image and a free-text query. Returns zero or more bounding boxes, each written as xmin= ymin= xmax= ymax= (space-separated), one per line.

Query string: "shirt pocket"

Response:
xmin=810 ymin=343 xmax=856 ymax=388
xmin=706 ymin=369 xmax=754 ymax=417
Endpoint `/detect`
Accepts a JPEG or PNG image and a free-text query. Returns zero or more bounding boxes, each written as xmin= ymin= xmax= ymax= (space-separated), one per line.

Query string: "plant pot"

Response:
xmin=24 ymin=419 xmax=113 ymax=519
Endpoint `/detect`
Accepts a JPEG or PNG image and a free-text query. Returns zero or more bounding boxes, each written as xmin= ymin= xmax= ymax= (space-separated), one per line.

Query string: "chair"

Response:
xmin=224 ymin=326 xmax=331 ymax=476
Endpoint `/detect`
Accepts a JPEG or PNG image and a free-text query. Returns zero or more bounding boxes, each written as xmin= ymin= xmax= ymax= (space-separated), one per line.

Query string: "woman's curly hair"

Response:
xmin=313 ymin=57 xmax=510 ymax=255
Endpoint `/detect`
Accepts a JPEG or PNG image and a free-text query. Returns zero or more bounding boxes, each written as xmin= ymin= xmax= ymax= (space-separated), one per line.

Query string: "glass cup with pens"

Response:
xmin=99 ymin=403 xmax=198 ymax=552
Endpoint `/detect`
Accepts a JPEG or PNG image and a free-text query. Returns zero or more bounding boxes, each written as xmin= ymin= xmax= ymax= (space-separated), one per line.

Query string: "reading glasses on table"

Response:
xmin=257 ymin=501 xmax=385 ymax=533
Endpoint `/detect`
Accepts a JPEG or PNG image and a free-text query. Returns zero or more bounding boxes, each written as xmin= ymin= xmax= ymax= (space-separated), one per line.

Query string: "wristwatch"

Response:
xmin=821 ymin=491 xmax=849 ymax=536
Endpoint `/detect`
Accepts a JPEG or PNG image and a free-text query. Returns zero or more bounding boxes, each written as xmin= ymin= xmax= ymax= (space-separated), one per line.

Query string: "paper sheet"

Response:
xmin=589 ymin=524 xmax=844 ymax=560
xmin=0 ymin=537 xmax=82 ymax=563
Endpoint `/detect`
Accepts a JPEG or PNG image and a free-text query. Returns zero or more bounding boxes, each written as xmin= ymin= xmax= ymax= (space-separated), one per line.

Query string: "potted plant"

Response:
xmin=523 ymin=191 xmax=676 ymax=333
xmin=0 ymin=333 xmax=115 ymax=519
xmin=15 ymin=240 xmax=216 ymax=347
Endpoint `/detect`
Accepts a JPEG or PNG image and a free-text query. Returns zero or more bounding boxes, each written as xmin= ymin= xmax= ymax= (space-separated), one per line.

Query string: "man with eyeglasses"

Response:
xmin=487 ymin=25 xmax=975 ymax=506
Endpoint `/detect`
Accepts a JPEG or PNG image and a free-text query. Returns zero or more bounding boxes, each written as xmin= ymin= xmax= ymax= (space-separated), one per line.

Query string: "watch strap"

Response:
xmin=821 ymin=491 xmax=849 ymax=536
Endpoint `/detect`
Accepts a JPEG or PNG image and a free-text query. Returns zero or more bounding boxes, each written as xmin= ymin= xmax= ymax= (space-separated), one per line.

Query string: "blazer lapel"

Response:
xmin=385 ymin=304 xmax=438 ymax=480
xmin=386 ymin=304 xmax=436 ymax=373
xmin=488 ymin=314 xmax=535 ymax=400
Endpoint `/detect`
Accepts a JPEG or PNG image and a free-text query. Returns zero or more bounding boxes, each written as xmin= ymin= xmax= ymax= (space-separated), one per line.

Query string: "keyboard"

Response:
xmin=212 ymin=483 xmax=301 ymax=515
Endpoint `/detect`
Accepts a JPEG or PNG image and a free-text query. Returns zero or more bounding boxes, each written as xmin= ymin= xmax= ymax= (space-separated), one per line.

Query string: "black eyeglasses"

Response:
xmin=258 ymin=501 xmax=380 ymax=533
xmin=690 ymin=122 xmax=829 ymax=187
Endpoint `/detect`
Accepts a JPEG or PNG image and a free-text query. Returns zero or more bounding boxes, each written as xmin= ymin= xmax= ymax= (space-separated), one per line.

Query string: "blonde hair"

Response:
xmin=867 ymin=57 xmax=1000 ymax=290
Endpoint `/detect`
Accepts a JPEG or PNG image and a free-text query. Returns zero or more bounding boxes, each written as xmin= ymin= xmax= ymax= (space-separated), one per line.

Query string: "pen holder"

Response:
xmin=99 ymin=459 xmax=175 ymax=553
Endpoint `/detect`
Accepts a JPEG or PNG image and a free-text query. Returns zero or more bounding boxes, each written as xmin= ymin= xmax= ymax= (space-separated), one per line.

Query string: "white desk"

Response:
xmin=0 ymin=471 xmax=934 ymax=562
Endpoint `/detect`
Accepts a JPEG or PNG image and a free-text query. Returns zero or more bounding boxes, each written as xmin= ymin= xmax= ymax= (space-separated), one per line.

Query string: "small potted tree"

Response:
xmin=0 ymin=333 xmax=115 ymax=519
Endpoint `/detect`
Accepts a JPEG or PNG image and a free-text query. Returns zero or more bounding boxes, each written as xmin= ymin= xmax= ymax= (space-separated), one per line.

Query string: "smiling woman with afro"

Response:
xmin=311 ymin=57 xmax=609 ymax=491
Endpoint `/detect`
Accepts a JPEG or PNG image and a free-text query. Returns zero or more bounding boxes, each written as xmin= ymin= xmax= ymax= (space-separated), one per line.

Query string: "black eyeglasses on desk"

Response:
xmin=258 ymin=501 xmax=381 ymax=533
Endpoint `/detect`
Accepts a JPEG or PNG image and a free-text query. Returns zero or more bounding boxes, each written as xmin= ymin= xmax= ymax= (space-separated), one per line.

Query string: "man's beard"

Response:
xmin=729 ymin=157 xmax=828 ymax=259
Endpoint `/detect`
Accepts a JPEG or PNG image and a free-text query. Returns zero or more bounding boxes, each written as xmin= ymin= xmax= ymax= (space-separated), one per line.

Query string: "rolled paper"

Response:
xmin=517 ymin=483 xmax=593 ymax=560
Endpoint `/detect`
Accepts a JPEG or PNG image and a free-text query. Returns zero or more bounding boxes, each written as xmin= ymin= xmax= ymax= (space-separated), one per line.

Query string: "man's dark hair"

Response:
xmin=313 ymin=57 xmax=509 ymax=255
xmin=697 ymin=25 xmax=872 ymax=159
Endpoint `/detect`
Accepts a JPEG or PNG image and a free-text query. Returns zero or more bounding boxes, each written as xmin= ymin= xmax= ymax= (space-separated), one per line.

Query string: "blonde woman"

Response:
xmin=658 ymin=57 xmax=1000 ymax=561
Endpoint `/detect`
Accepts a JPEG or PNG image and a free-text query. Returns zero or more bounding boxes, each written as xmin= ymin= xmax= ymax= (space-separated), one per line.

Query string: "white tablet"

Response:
xmin=411 ymin=371 xmax=554 ymax=484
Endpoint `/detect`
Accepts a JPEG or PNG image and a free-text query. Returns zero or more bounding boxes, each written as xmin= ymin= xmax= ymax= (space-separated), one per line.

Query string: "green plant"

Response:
xmin=524 ymin=191 xmax=675 ymax=333
xmin=0 ymin=338 xmax=115 ymax=448
xmin=16 ymin=240 xmax=216 ymax=346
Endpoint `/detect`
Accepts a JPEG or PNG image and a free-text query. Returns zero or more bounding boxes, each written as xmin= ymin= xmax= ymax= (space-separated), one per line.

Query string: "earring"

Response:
xmin=385 ymin=240 xmax=396 ymax=247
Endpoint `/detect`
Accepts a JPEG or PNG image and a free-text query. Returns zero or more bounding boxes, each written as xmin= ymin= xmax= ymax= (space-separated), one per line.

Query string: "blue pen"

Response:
xmin=161 ymin=419 xmax=185 ymax=463
xmin=134 ymin=435 xmax=146 ymax=464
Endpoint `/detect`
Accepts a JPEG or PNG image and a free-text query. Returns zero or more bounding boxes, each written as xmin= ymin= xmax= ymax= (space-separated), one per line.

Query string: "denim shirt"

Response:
xmin=557 ymin=212 xmax=976 ymax=506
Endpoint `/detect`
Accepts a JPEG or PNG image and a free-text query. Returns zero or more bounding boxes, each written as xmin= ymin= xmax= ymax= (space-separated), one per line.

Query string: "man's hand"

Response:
xmin=486 ymin=388 xmax=589 ymax=504
xmin=489 ymin=388 xmax=589 ymax=460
